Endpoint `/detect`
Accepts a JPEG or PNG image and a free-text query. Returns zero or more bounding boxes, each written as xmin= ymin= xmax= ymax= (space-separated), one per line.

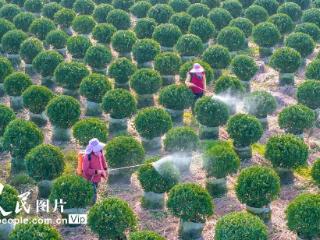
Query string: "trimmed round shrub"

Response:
xmin=285 ymin=32 xmax=315 ymax=58
xmin=0 ymin=104 xmax=15 ymax=136
xmin=238 ymin=0 xmax=254 ymax=8
xmin=203 ymin=143 xmax=240 ymax=179
xmin=25 ymin=144 xmax=64 ymax=182
xmin=130 ymin=69 xmax=162 ymax=95
xmin=73 ymin=118 xmax=108 ymax=146
xmin=22 ymin=85 xmax=54 ymax=114
xmin=302 ymin=8 xmax=320 ymax=28
xmin=202 ymin=45 xmax=231 ymax=70
xmin=227 ymin=113 xmax=263 ymax=147
xmin=93 ymin=4 xmax=114 ymax=23
xmin=24 ymin=0 xmax=43 ymax=13
xmin=129 ymin=231 xmax=165 ymax=240
xmin=231 ymin=55 xmax=258 ymax=81
xmin=236 ymin=165 xmax=280 ymax=208
xmin=270 ymin=47 xmax=301 ymax=73
xmin=45 ymin=30 xmax=68 ymax=49
xmin=33 ymin=50 xmax=64 ymax=77
xmin=154 ymin=52 xmax=181 ymax=75
xmin=278 ymin=104 xmax=316 ymax=134
xmin=265 ymin=134 xmax=308 ymax=169
xmin=159 ymin=84 xmax=193 ymax=110
xmin=84 ymin=45 xmax=112 ymax=69
xmin=132 ymin=38 xmax=160 ymax=64
xmin=108 ymin=58 xmax=137 ymax=84
xmin=54 ymin=8 xmax=76 ymax=28
xmin=306 ymin=59 xmax=320 ymax=80
xmin=175 ymin=34 xmax=203 ymax=57
xmin=92 ymin=23 xmax=116 ymax=44
xmin=297 ymin=80 xmax=320 ymax=109
xmin=254 ymin=0 xmax=279 ymax=15
xmin=134 ymin=17 xmax=157 ymax=39
xmin=102 ymin=89 xmax=137 ymax=119
xmin=147 ymin=4 xmax=174 ymax=24
xmin=253 ymin=22 xmax=280 ymax=47
xmin=244 ymin=5 xmax=269 ymax=25
xmin=9 ymin=222 xmax=62 ymax=240
xmin=169 ymin=0 xmax=191 ymax=12
xmin=0 ymin=57 xmax=13 ymax=83
xmin=311 ymin=159 xmax=320 ymax=185
xmin=29 ymin=18 xmax=56 ymax=40
xmin=277 ymin=2 xmax=301 ymax=22
xmin=0 ymin=19 xmax=15 ymax=41
xmin=20 ymin=37 xmax=43 ymax=64
xmin=152 ymin=23 xmax=182 ymax=48
xmin=41 ymin=2 xmax=62 ymax=20
xmin=222 ymin=0 xmax=243 ymax=18
xmin=112 ymin=0 xmax=134 ymax=10
xmin=105 ymin=135 xmax=144 ymax=168
xmin=188 ymin=16 xmax=216 ymax=43
xmin=0 ymin=184 xmax=19 ymax=220
xmin=4 ymin=72 xmax=32 ymax=97
xmin=46 ymin=95 xmax=81 ymax=128
xmin=215 ymin=212 xmax=268 ymax=240
xmin=286 ymin=193 xmax=320 ymax=239
xmin=214 ymin=75 xmax=245 ymax=95
xmin=195 ymin=97 xmax=230 ymax=127
xmin=130 ymin=1 xmax=152 ymax=18
xmin=295 ymin=22 xmax=320 ymax=42
xmin=229 ymin=17 xmax=254 ymax=37
xmin=49 ymin=175 xmax=94 ymax=209
xmin=61 ymin=0 xmax=77 ymax=8
xmin=208 ymin=8 xmax=233 ymax=31
xmin=217 ymin=26 xmax=246 ymax=51
xmin=187 ymin=3 xmax=209 ymax=18
xmin=179 ymin=59 xmax=214 ymax=83
xmin=243 ymin=91 xmax=277 ymax=118
xmin=164 ymin=126 xmax=199 ymax=152
xmin=80 ymin=73 xmax=112 ymax=103
xmin=13 ymin=12 xmax=35 ymax=32
xmin=106 ymin=9 xmax=131 ymax=30
xmin=169 ymin=12 xmax=192 ymax=34
xmin=111 ymin=30 xmax=137 ymax=53
xmin=72 ymin=15 xmax=96 ymax=35
xmin=134 ymin=107 xmax=172 ymax=139
xmin=73 ymin=0 xmax=95 ymax=15
xmin=88 ymin=197 xmax=137 ymax=240
xmin=201 ymin=0 xmax=220 ymax=8
xmin=167 ymin=183 xmax=213 ymax=222
xmin=268 ymin=13 xmax=294 ymax=35
xmin=67 ymin=36 xmax=92 ymax=59
xmin=0 ymin=4 xmax=21 ymax=21
xmin=3 ymin=119 xmax=43 ymax=159
xmin=1 ymin=30 xmax=28 ymax=54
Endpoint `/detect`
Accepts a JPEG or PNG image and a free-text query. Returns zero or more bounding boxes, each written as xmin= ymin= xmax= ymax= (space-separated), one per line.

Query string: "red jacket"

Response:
xmin=83 ymin=153 xmax=108 ymax=183
xmin=190 ymin=72 xmax=205 ymax=94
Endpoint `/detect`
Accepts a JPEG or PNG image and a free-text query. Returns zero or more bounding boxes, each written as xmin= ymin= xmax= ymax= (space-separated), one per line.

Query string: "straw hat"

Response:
xmin=189 ymin=63 xmax=205 ymax=73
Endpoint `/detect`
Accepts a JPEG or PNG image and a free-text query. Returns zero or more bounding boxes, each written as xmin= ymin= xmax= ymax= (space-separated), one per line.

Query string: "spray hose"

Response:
xmin=108 ymin=164 xmax=145 ymax=172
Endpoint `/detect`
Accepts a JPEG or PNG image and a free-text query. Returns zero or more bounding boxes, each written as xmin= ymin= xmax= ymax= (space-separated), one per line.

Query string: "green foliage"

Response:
xmin=253 ymin=22 xmax=280 ymax=47
xmin=24 ymin=0 xmax=43 ymax=13
xmin=93 ymin=4 xmax=114 ymax=23
xmin=106 ymin=9 xmax=131 ymax=30
xmin=129 ymin=231 xmax=165 ymax=240
xmin=45 ymin=30 xmax=68 ymax=49
xmin=277 ymin=2 xmax=301 ymax=21
xmin=202 ymin=45 xmax=231 ymax=69
xmin=111 ymin=30 xmax=137 ymax=53
xmin=132 ymin=38 xmax=160 ymax=64
xmin=217 ymin=26 xmax=246 ymax=51
xmin=214 ymin=75 xmax=245 ymax=95
xmin=311 ymin=159 xmax=320 ymax=185
xmin=229 ymin=17 xmax=254 ymax=37
xmin=236 ymin=166 xmax=280 ymax=208
xmin=244 ymin=5 xmax=269 ymax=25
xmin=175 ymin=34 xmax=204 ymax=56
xmin=169 ymin=12 xmax=192 ymax=33
xmin=297 ymin=80 xmax=320 ymax=109
xmin=306 ymin=59 xmax=320 ymax=80
xmin=295 ymin=22 xmax=320 ymax=42
xmin=208 ymin=8 xmax=232 ymax=31
xmin=1 ymin=30 xmax=28 ymax=54
xmin=130 ymin=1 xmax=152 ymax=18
xmin=67 ymin=36 xmax=92 ymax=59
xmin=33 ymin=50 xmax=64 ymax=77
xmin=179 ymin=59 xmax=214 ymax=83
xmin=154 ymin=52 xmax=181 ymax=75
xmin=302 ymin=8 xmax=320 ymax=28
xmin=189 ymin=16 xmax=216 ymax=43
xmin=159 ymin=84 xmax=193 ymax=110
xmin=164 ymin=126 xmax=199 ymax=152
xmin=54 ymin=8 xmax=76 ymax=28
xmin=152 ymin=23 xmax=182 ymax=47
xmin=130 ymin=69 xmax=162 ymax=95
xmin=147 ymin=4 xmax=174 ymax=24
xmin=134 ymin=17 xmax=157 ymax=39
xmin=61 ymin=0 xmax=76 ymax=8
xmin=0 ymin=57 xmax=13 ymax=83
xmin=231 ymin=55 xmax=258 ymax=81
xmin=112 ymin=0 xmax=134 ymax=10
xmin=4 ymin=72 xmax=32 ymax=97
xmin=270 ymin=47 xmax=301 ymax=73
xmin=0 ymin=4 xmax=21 ymax=21
xmin=285 ymin=32 xmax=315 ymax=58
xmin=167 ymin=183 xmax=214 ymax=222
xmin=29 ymin=17 xmax=56 ymax=40
xmin=84 ymin=45 xmax=112 ymax=69
xmin=22 ymin=85 xmax=54 ymax=114
xmin=0 ymin=19 xmax=15 ymax=41
xmin=201 ymin=0 xmax=220 ymax=8
xmin=19 ymin=37 xmax=43 ymax=64
xmin=268 ymin=13 xmax=294 ymax=35
xmin=254 ymin=0 xmax=279 ymax=15
xmin=73 ymin=0 xmax=95 ymax=15
xmin=169 ymin=0 xmax=191 ymax=12
xmin=287 ymin=0 xmax=310 ymax=9
xmin=92 ymin=23 xmax=116 ymax=44
xmin=42 ymin=2 xmax=62 ymax=20
xmin=108 ymin=58 xmax=137 ymax=84
xmin=243 ymin=91 xmax=277 ymax=118
xmin=265 ymin=134 xmax=308 ymax=169
xmin=72 ymin=15 xmax=96 ymax=34
xmin=0 ymin=104 xmax=15 ymax=136
xmin=13 ymin=12 xmax=35 ymax=32
xmin=187 ymin=3 xmax=209 ymax=18
xmin=0 ymin=184 xmax=19 ymax=220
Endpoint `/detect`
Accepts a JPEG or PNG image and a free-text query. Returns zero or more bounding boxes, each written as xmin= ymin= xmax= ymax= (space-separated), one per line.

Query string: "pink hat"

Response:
xmin=190 ymin=63 xmax=205 ymax=73
xmin=85 ymin=138 xmax=106 ymax=155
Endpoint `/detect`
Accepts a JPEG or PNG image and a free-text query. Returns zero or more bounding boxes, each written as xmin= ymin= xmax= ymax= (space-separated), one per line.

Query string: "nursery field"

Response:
xmin=1 ymin=0 xmax=320 ymax=239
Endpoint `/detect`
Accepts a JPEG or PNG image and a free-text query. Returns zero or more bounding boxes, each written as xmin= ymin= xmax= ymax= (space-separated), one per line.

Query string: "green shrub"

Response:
xmin=0 ymin=104 xmax=15 ymax=136
xmin=111 ymin=30 xmax=137 ymax=53
xmin=67 ymin=36 xmax=92 ymax=59
xmin=243 ymin=91 xmax=277 ymax=118
xmin=297 ymin=80 xmax=320 ymax=110
xmin=4 ymin=72 xmax=32 ymax=97
xmin=85 ymin=45 xmax=112 ymax=69
xmin=134 ymin=107 xmax=172 ymax=139
xmin=29 ymin=17 xmax=56 ymax=40
xmin=92 ymin=23 xmax=116 ymax=44
xmin=164 ymin=126 xmax=199 ymax=152
xmin=306 ymin=59 xmax=320 ymax=80
xmin=288 ymin=0 xmax=310 ymax=9
xmin=108 ymin=58 xmax=137 ymax=84
xmin=54 ymin=8 xmax=76 ymax=28
xmin=1 ymin=30 xmax=28 ymax=54
xmin=195 ymin=96 xmax=229 ymax=127
xmin=231 ymin=55 xmax=258 ymax=81
xmin=167 ymin=183 xmax=213 ymax=222
xmin=22 ymin=85 xmax=54 ymax=114
xmin=0 ymin=19 xmax=15 ymax=41
xmin=154 ymin=52 xmax=180 ymax=76
xmin=236 ymin=166 xmax=280 ymax=208
xmin=25 ymin=144 xmax=64 ymax=182
xmin=9 ymin=222 xmax=62 ymax=240
xmin=46 ymin=95 xmax=81 ymax=128
xmin=265 ymin=134 xmax=308 ymax=169
xmin=112 ymin=0 xmax=134 ymax=10
xmin=187 ymin=3 xmax=209 ymax=18
xmin=0 ymin=57 xmax=13 ymax=83
xmin=227 ymin=113 xmax=263 ymax=147
xmin=72 ymin=15 xmax=96 ymax=34
xmin=80 ymin=73 xmax=112 ymax=103
xmin=88 ymin=197 xmax=137 ymax=240
xmin=278 ymin=104 xmax=316 ymax=134
xmin=132 ymin=38 xmax=160 ymax=64
xmin=215 ymin=212 xmax=268 ymax=240
xmin=45 ymin=30 xmax=68 ymax=49
xmin=13 ymin=12 xmax=35 ymax=32
xmin=0 ymin=184 xmax=19 ymax=220
xmin=286 ymin=193 xmax=320 ymax=238
xmin=93 ymin=4 xmax=114 ymax=23
xmin=277 ymin=2 xmax=301 ymax=21
xmin=253 ymin=22 xmax=280 ymax=47
xmin=214 ymin=75 xmax=245 ymax=95
xmin=268 ymin=13 xmax=294 ymax=35
xmin=201 ymin=0 xmax=220 ymax=8
xmin=152 ymin=23 xmax=182 ymax=48
xmin=134 ymin=17 xmax=157 ymax=39
xmin=130 ymin=69 xmax=162 ymax=95
xmin=222 ymin=0 xmax=243 ymax=18
xmin=61 ymin=0 xmax=76 ymax=8
xmin=3 ymin=119 xmax=43 ymax=159
xmin=188 ymin=16 xmax=216 ymax=43
xmin=169 ymin=12 xmax=192 ymax=33
xmin=175 ymin=34 xmax=203 ymax=57
xmin=254 ymin=0 xmax=279 ymax=15
xmin=285 ymin=32 xmax=315 ymax=58
xmin=204 ymin=142 xmax=240 ymax=178
xmin=129 ymin=231 xmax=165 ymax=240
xmin=50 ymin=175 xmax=94 ymax=209
xmin=295 ymin=22 xmax=320 ymax=41
xmin=73 ymin=0 xmax=95 ymax=15
xmin=147 ymin=4 xmax=174 ymax=24
xmin=217 ymin=26 xmax=246 ymax=51
xmin=179 ymin=59 xmax=214 ymax=83
xmin=270 ymin=47 xmax=301 ymax=73
xmin=19 ymin=38 xmax=43 ymax=64
xmin=208 ymin=8 xmax=233 ymax=31
xmin=33 ymin=50 xmax=64 ymax=77
xmin=0 ymin=4 xmax=21 ymax=21
xmin=159 ymin=84 xmax=193 ymax=110
xmin=73 ymin=118 xmax=108 ymax=146
xmin=106 ymin=9 xmax=131 ymax=30
xmin=130 ymin=1 xmax=152 ymax=18
xmin=202 ymin=45 xmax=231 ymax=70
xmin=42 ymin=2 xmax=62 ymax=20
xmin=302 ymin=8 xmax=320 ymax=28
xmin=311 ymin=159 xmax=320 ymax=185
xmin=229 ymin=17 xmax=254 ymax=37
xmin=244 ymin=5 xmax=269 ymax=25
xmin=169 ymin=0 xmax=191 ymax=12
xmin=24 ymin=0 xmax=43 ymax=13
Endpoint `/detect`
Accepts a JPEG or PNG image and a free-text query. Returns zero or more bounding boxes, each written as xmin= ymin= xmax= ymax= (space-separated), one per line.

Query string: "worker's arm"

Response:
xmin=185 ymin=73 xmax=193 ymax=87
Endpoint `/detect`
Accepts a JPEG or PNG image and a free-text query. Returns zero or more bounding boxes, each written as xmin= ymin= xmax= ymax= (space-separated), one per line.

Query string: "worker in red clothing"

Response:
xmin=185 ymin=63 xmax=207 ymax=101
